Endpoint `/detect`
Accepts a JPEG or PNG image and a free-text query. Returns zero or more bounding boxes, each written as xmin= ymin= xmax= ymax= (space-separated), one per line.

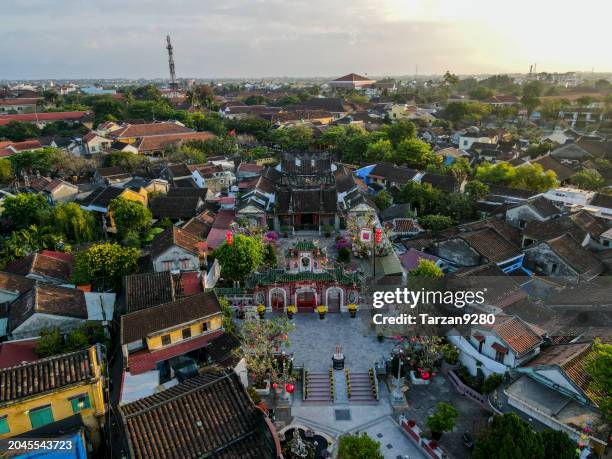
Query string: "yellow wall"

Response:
xmin=108 ymin=188 xmax=149 ymax=228
xmin=146 ymin=315 xmax=223 ymax=351
xmin=0 ymin=347 xmax=106 ymax=444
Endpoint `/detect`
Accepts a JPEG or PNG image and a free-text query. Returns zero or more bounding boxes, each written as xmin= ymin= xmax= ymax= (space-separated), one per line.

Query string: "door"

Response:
xmin=271 ymin=290 xmax=285 ymax=311
xmin=297 ymin=291 xmax=316 ymax=311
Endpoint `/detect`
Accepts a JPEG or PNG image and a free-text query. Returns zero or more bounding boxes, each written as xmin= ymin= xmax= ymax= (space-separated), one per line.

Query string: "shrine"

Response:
xmin=245 ymin=240 xmax=363 ymax=313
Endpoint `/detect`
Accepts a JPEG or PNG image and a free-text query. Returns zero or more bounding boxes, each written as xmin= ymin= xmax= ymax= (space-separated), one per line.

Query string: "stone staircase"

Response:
xmin=303 ymin=371 xmax=333 ymax=404
xmin=347 ymin=370 xmax=378 ymax=404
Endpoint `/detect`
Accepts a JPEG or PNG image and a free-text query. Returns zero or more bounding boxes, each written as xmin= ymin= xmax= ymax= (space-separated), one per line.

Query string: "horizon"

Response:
xmin=2 ymin=0 xmax=611 ymax=80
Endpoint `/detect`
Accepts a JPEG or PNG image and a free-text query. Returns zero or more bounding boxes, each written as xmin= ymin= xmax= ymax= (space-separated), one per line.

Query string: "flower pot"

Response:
xmin=349 ymin=311 xmax=356 ymax=318
xmin=287 ymin=312 xmax=294 ymax=319
xmin=258 ymin=311 xmax=265 ymax=319
xmin=319 ymin=313 xmax=326 ymax=320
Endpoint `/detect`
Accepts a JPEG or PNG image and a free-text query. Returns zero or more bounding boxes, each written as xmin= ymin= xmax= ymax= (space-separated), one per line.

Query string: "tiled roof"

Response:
xmin=546 ymin=233 xmax=603 ymax=275
xmin=151 ymin=226 xmax=201 ymax=259
xmin=531 ymin=156 xmax=575 ymax=182
xmin=484 ymin=315 xmax=543 ymax=356
xmin=237 ymin=162 xmax=264 ymax=174
xmin=5 ymin=253 xmax=72 ymax=283
xmin=120 ymin=371 xmax=279 ymax=459
xmin=527 ymin=196 xmax=560 ymax=218
xmin=108 ymin=122 xmax=192 ymax=138
xmin=0 ymin=271 xmax=36 ymax=295
xmin=0 ymin=347 xmax=96 ymax=404
xmin=276 ymin=189 xmax=337 ymax=213
xmin=79 ymin=186 xmax=124 ymax=209
xmin=165 ymin=163 xmax=193 ymax=179
xmin=150 ymin=196 xmax=203 ymax=220
xmin=332 ymin=73 xmax=374 ymax=82
xmin=459 ymin=228 xmax=522 ymax=263
xmin=526 ymin=342 xmax=607 ymax=404
xmin=167 ymin=187 xmax=209 ymax=200
xmin=137 ymin=131 xmax=215 ymax=153
xmin=368 ymin=162 xmax=418 ymax=185
xmin=420 ymin=173 xmax=458 ymax=193
xmin=0 ymin=338 xmax=38 ymax=369
xmin=0 ymin=111 xmax=91 ymax=126
xmin=522 ymin=210 xmax=604 ymax=243
xmin=121 ymin=291 xmax=222 ymax=344
xmin=124 ymin=271 xmax=177 ymax=313
xmin=246 ymin=268 xmax=361 ymax=289
xmin=590 ymin=193 xmax=612 ymax=209
xmin=8 ymin=284 xmax=87 ymax=332
xmin=181 ymin=217 xmax=212 ymax=239
xmin=386 ymin=218 xmax=422 ymax=234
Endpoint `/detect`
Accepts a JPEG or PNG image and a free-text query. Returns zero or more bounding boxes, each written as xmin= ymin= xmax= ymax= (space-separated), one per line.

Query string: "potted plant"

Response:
xmin=286 ymin=304 xmax=297 ymax=319
xmin=317 ymin=305 xmax=328 ymax=320
xmin=256 ymin=304 xmax=266 ymax=319
xmin=347 ymin=303 xmax=358 ymax=318
xmin=426 ymin=402 xmax=459 ymax=440
xmin=407 ymin=419 xmax=416 ymax=428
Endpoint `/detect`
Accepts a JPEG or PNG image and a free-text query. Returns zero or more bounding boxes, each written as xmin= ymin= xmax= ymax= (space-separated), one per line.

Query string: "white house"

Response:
xmin=150 ymin=226 xmax=203 ymax=273
xmin=448 ymin=315 xmax=544 ymax=377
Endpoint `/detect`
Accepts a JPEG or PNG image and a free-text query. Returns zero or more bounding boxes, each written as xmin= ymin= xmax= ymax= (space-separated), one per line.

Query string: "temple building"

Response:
xmin=218 ymin=240 xmax=362 ymax=313
xmin=237 ymin=151 xmax=376 ymax=233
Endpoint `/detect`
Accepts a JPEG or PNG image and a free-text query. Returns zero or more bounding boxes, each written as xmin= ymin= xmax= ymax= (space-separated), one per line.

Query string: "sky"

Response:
xmin=1 ymin=0 xmax=610 ymax=80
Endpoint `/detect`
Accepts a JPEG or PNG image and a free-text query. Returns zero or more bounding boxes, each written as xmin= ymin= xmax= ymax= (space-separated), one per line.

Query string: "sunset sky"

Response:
xmin=1 ymin=0 xmax=609 ymax=79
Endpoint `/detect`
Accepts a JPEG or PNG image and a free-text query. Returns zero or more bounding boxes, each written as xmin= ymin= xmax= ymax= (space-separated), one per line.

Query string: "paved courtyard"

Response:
xmin=285 ymin=312 xmax=395 ymax=372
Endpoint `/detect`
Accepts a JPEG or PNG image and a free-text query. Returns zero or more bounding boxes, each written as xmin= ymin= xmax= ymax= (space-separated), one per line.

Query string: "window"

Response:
xmin=0 ymin=416 xmax=9 ymax=435
xmin=182 ymin=328 xmax=192 ymax=339
xmin=180 ymin=259 xmax=190 ymax=270
xmin=201 ymin=322 xmax=209 ymax=333
xmin=70 ymin=394 xmax=91 ymax=413
xmin=518 ymin=219 xmax=526 ymax=229
xmin=495 ymin=351 xmax=505 ymax=363
xmin=29 ymin=406 xmax=54 ymax=429
xmin=163 ymin=261 xmax=172 ymax=271
xmin=551 ymin=263 xmax=558 ymax=274
xmin=161 ymin=334 xmax=171 ymax=346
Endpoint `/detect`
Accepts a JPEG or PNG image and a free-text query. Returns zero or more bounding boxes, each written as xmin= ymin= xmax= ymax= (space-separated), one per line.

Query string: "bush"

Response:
xmin=338 ymin=247 xmax=351 ymax=263
xmin=443 ymin=344 xmax=459 ymax=364
xmin=246 ymin=386 xmax=261 ymax=404
xmin=426 ymin=402 xmax=459 ymax=438
xmin=481 ymin=373 xmax=503 ymax=394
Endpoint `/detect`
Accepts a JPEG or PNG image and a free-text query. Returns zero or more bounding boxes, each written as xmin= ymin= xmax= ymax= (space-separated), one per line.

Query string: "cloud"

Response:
xmin=0 ymin=0 xmax=609 ymax=79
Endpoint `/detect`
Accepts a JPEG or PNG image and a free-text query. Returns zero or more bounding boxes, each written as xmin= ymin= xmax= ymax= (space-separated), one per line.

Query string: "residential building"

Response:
xmin=150 ymin=226 xmax=203 ymax=273
xmin=329 ymin=73 xmax=376 ymax=90
xmin=0 ymin=111 xmax=92 ymax=129
xmin=0 ymin=346 xmax=106 ymax=446
xmin=505 ymin=196 xmax=562 ymax=229
xmin=82 ymin=131 xmax=111 ymax=155
xmin=119 ymin=370 xmax=281 ymax=458
xmin=4 ymin=252 xmax=73 ymax=285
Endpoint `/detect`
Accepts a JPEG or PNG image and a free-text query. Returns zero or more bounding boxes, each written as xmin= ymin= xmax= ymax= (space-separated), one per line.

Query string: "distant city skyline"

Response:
xmin=2 ymin=0 xmax=610 ymax=80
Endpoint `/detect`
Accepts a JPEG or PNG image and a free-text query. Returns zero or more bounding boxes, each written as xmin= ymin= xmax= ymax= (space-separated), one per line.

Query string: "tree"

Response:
xmin=35 ymin=328 xmax=63 ymax=357
xmin=2 ymin=193 xmax=50 ymax=228
xmin=383 ymin=119 xmax=416 ymax=146
xmin=473 ymin=413 xmax=544 ymax=459
xmin=186 ymin=84 xmax=215 ymax=109
xmin=218 ymin=296 xmax=236 ymax=334
xmin=0 ymin=121 xmax=41 ymax=141
xmin=366 ymin=139 xmax=393 ymax=162
xmin=395 ymin=138 xmax=437 ymax=168
xmin=0 ymin=225 xmax=66 ymax=266
xmin=106 ymin=151 xmax=151 ymax=173
xmin=409 ymin=259 xmax=444 ymax=278
xmin=271 ymin=125 xmax=313 ymax=150
xmin=571 ymin=168 xmax=604 ymax=190
xmin=72 ymin=243 xmax=138 ymax=286
xmin=373 ymin=190 xmax=392 ymax=211
xmin=465 ymin=180 xmax=490 ymax=200
xmin=263 ymin=243 xmax=277 ymax=267
xmin=586 ymin=339 xmax=612 ymax=422
xmin=214 ymin=235 xmax=264 ymax=282
xmin=109 ymin=197 xmax=152 ymax=238
xmin=337 ymin=433 xmax=384 ymax=459
xmin=243 ymin=95 xmax=268 ymax=105
xmin=44 ymin=202 xmax=98 ymax=243
xmin=540 ymin=430 xmax=576 ymax=459
xmin=0 ymin=158 xmax=13 ymax=183
xmin=426 ymin=402 xmax=459 ymax=438
xmin=419 ymin=214 xmax=455 ymax=233
xmin=64 ymin=326 xmax=90 ymax=352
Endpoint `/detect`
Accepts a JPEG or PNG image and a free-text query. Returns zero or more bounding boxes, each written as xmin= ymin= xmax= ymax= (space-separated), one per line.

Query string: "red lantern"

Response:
xmin=421 ymin=371 xmax=430 ymax=380
xmin=272 ymin=382 xmax=278 ymax=389
xmin=375 ymin=228 xmax=382 ymax=244
xmin=226 ymin=231 xmax=233 ymax=246
xmin=285 ymin=383 xmax=295 ymax=394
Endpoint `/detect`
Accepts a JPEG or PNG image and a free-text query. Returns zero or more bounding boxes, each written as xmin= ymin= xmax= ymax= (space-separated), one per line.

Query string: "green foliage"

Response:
xmin=243 ymin=95 xmax=268 ymax=105
xmin=42 ymin=202 xmax=98 ymax=244
xmin=64 ymin=326 xmax=90 ymax=352
xmin=372 ymin=190 xmax=392 ymax=211
xmin=383 ymin=120 xmax=416 ymax=146
xmin=0 ymin=158 xmax=12 ymax=183
xmin=214 ymin=235 xmax=264 ymax=282
xmin=8 ymin=147 xmax=65 ymax=177
xmin=41 ymin=120 xmax=88 ymax=138
xmin=540 ymin=430 xmax=576 ymax=459
xmin=105 ymin=151 xmax=151 ymax=173
xmin=218 ymin=296 xmax=236 ymax=335
xmin=109 ymin=197 xmax=152 ymax=238
xmin=475 ymin=162 xmax=558 ymax=192
xmin=0 ymin=121 xmax=41 ymax=141
xmin=337 ymin=433 xmax=384 ymax=459
xmin=571 ymin=168 xmax=605 ymax=190
xmin=426 ymin=402 xmax=459 ymax=435
xmin=395 ymin=138 xmax=438 ymax=168
xmin=246 ymin=386 xmax=262 ymax=404
xmin=419 ymin=214 xmax=455 ymax=233
xmin=443 ymin=344 xmax=459 ymax=364
xmin=263 ymin=243 xmax=277 ymax=267
xmin=481 ymin=373 xmax=503 ymax=394
xmin=526 ymin=141 xmax=554 ymax=157
xmin=225 ymin=116 xmax=271 ymax=140
xmin=186 ymin=84 xmax=215 ymax=109
xmin=586 ymin=339 xmax=612 ymax=422
xmin=473 ymin=413 xmax=544 ymax=459
xmin=443 ymin=101 xmax=492 ymax=126
xmin=366 ymin=139 xmax=394 ymax=162
xmin=271 ymin=125 xmax=313 ymax=150
xmin=72 ymin=243 xmax=138 ymax=286
xmin=337 ymin=247 xmax=351 ymax=264
xmin=35 ymin=328 xmax=64 ymax=357
xmin=2 ymin=193 xmax=50 ymax=228
xmin=409 ymin=259 xmax=444 ymax=278
xmin=0 ymin=225 xmax=67 ymax=267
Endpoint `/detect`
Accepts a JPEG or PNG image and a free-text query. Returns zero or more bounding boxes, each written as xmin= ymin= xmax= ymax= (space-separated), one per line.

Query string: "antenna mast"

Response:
xmin=166 ymin=35 xmax=178 ymax=91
